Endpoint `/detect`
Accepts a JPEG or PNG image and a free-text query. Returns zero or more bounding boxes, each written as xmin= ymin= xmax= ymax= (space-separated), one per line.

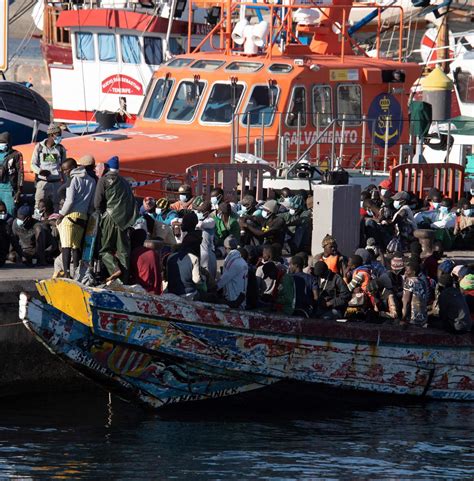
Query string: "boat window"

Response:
xmin=455 ymin=69 xmax=474 ymax=104
xmin=121 ymin=35 xmax=141 ymax=64
xmin=98 ymin=33 xmax=117 ymax=62
xmin=167 ymin=80 xmax=205 ymax=122
xmin=169 ymin=37 xmax=185 ymax=55
xmin=242 ymin=84 xmax=279 ymax=126
xmin=143 ymin=78 xmax=174 ymax=120
xmin=268 ymin=63 xmax=293 ymax=73
xmin=201 ymin=83 xmax=244 ymax=124
xmin=144 ymin=37 xmax=163 ymax=66
xmin=312 ymin=86 xmax=332 ymax=127
xmin=75 ymin=32 xmax=95 ymax=61
xmin=167 ymin=58 xmax=193 ymax=68
xmin=286 ymin=86 xmax=307 ymax=127
xmin=225 ymin=61 xmax=263 ymax=73
xmin=337 ymin=84 xmax=361 ymax=125
xmin=191 ymin=59 xmax=225 ymax=71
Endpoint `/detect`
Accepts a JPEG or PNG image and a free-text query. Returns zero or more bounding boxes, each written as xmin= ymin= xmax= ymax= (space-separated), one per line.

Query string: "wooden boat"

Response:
xmin=20 ymin=278 xmax=474 ymax=408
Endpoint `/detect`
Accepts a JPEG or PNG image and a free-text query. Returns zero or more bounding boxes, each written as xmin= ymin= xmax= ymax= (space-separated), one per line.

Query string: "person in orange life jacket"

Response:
xmin=31 ymin=123 xmax=67 ymax=211
xmin=315 ymin=234 xmax=345 ymax=276
xmin=346 ymin=254 xmax=372 ymax=293
xmin=170 ymin=184 xmax=194 ymax=212
xmin=313 ymin=261 xmax=351 ymax=320
xmin=260 ymin=260 xmax=295 ymax=315
xmin=0 ymin=132 xmax=23 ymax=215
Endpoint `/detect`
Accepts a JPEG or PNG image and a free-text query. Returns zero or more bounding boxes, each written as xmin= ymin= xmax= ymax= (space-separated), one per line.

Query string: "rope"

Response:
xmin=0 ymin=322 xmax=24 ymax=327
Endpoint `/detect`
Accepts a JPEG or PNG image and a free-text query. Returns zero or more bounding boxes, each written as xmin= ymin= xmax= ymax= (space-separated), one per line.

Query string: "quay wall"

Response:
xmin=0 ymin=273 xmax=95 ymax=397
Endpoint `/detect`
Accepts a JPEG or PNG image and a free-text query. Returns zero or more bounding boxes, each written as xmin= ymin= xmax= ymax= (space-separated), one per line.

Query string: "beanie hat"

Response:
xmin=156 ymin=198 xmax=170 ymax=210
xmin=105 ymin=156 xmax=119 ymax=170
xmin=17 ymin=205 xmax=32 ymax=219
xmin=47 ymin=123 xmax=61 ymax=136
xmin=390 ymin=254 xmax=404 ymax=272
xmin=77 ymin=154 xmax=95 ymax=167
xmin=262 ymin=199 xmax=278 ymax=214
xmin=438 ymin=259 xmax=455 ymax=274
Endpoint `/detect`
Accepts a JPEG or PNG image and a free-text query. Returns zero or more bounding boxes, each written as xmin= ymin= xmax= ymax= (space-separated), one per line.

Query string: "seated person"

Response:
xmin=239 ymin=200 xmax=285 ymax=246
xmin=11 ymin=205 xmax=54 ymax=265
xmin=453 ymin=198 xmax=474 ymax=249
xmin=155 ymin=198 xmax=179 ymax=225
xmin=437 ymin=272 xmax=472 ymax=333
xmin=279 ymin=195 xmax=311 ymax=255
xmin=414 ymin=197 xmax=456 ymax=230
xmin=210 ymin=187 xmax=224 ymax=212
xmin=260 ymin=261 xmax=295 ymax=315
xmin=313 ymin=261 xmax=350 ymax=320
xmin=367 ymin=277 xmax=401 ymax=321
xmin=289 ymin=255 xmax=317 ymax=315
xmin=401 ymin=261 xmax=429 ymax=327
xmin=346 ymin=254 xmax=371 ymax=293
xmin=214 ymin=201 xmax=240 ymax=247
xmin=315 ymin=234 xmax=345 ymax=276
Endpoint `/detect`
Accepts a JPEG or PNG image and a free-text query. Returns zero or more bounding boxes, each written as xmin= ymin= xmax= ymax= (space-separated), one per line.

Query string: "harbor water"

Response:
xmin=0 ymin=390 xmax=473 ymax=479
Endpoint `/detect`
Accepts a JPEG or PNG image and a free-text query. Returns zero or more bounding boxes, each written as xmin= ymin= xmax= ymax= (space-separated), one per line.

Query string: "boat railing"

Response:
xmin=188 ymin=1 xmax=405 ymax=62
xmin=230 ymin=111 xmax=414 ymax=174
xmin=121 ymin=167 xmax=187 ymax=199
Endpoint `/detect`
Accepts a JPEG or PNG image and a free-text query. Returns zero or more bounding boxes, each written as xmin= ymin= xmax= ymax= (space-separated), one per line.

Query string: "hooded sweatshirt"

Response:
xmin=60 ymin=166 xmax=96 ymax=216
xmin=217 ymin=249 xmax=248 ymax=307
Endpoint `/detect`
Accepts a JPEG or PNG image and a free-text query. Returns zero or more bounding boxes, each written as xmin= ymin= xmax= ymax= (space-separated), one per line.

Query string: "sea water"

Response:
xmin=0 ymin=390 xmax=472 ymax=479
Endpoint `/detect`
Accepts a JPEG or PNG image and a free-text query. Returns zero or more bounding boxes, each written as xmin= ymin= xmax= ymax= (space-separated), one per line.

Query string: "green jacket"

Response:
xmin=214 ymin=213 xmax=240 ymax=242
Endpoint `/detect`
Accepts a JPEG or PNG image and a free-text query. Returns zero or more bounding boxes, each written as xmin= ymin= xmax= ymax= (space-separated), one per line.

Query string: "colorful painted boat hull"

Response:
xmin=21 ymin=279 xmax=474 ymax=407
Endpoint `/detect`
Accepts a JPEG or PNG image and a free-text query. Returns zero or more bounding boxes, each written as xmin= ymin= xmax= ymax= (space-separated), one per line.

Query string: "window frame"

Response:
xmin=285 ymin=85 xmax=308 ymax=128
xmin=75 ymin=31 xmax=96 ymax=62
xmin=142 ymin=77 xmax=175 ymax=121
xmin=336 ymin=83 xmax=362 ymax=126
xmin=199 ymin=80 xmax=247 ymax=126
xmin=311 ymin=84 xmax=333 ymax=128
xmin=240 ymin=83 xmax=280 ymax=128
xmin=143 ymin=36 xmax=163 ymax=66
xmin=166 ymin=78 xmax=208 ymax=124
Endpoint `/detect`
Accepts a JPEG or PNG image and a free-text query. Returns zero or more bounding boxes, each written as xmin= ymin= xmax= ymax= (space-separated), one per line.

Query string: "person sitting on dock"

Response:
xmin=401 ymin=261 xmax=428 ymax=328
xmin=170 ymin=184 xmax=194 ymax=212
xmin=0 ymin=131 xmax=23 ymax=216
xmin=57 ymin=158 xmax=96 ymax=278
xmin=30 ymin=123 xmax=67 ymax=212
xmin=94 ymin=156 xmax=137 ymax=283
xmin=216 ymin=235 xmax=248 ymax=309
xmin=312 ymin=261 xmax=350 ymax=320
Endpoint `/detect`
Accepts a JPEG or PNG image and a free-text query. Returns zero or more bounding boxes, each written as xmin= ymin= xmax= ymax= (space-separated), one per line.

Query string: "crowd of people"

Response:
xmin=0 ymin=124 xmax=473 ymax=334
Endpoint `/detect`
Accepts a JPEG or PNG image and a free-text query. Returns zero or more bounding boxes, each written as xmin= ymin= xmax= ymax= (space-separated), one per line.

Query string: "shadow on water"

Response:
xmin=0 ymin=387 xmax=473 ymax=480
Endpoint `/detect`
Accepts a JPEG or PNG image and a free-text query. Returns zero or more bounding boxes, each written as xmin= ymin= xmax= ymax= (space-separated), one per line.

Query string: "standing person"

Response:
xmin=195 ymin=199 xmax=217 ymax=279
xmin=214 ymin=201 xmax=240 ymax=247
xmin=94 ymin=156 xmax=137 ymax=283
xmin=402 ymin=261 xmax=429 ymax=327
xmin=0 ymin=200 xmax=13 ymax=267
xmin=57 ymin=158 xmax=96 ymax=278
xmin=0 ymin=132 xmax=23 ymax=215
xmin=31 ymin=123 xmax=67 ymax=211
xmin=216 ymin=235 xmax=248 ymax=308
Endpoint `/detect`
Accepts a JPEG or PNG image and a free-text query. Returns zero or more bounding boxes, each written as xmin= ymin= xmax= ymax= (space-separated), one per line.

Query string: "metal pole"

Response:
xmin=296 ymin=112 xmax=301 ymax=162
xmin=361 ymin=115 xmax=366 ymax=172
xmin=338 ymin=113 xmax=346 ymax=167
xmin=330 ymin=119 xmax=337 ymax=170
xmin=316 ymin=112 xmax=320 ymax=164
xmin=383 ymin=115 xmax=389 ymax=172
xmin=370 ymin=120 xmax=375 ymax=177
xmin=235 ymin=112 xmax=240 ymax=156
xmin=399 ymin=143 xmax=404 ymax=166
xmin=260 ymin=112 xmax=265 ymax=159
xmin=277 ymin=112 xmax=282 ymax=164
xmin=246 ymin=112 xmax=250 ymax=154
xmin=230 ymin=113 xmax=235 ymax=163
xmin=446 ymin=119 xmax=451 ymax=163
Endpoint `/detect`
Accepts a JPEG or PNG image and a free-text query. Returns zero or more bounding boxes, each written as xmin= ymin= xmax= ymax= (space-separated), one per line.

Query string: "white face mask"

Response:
xmin=380 ymin=188 xmax=387 ymax=196
xmin=439 ymin=206 xmax=449 ymax=214
xmin=393 ymin=200 xmax=401 ymax=210
xmin=197 ymin=212 xmax=204 ymax=221
xmin=432 ymin=202 xmax=440 ymax=209
xmin=0 ymin=213 xmax=6 ymax=220
xmin=211 ymin=196 xmax=218 ymax=205
xmin=179 ymin=194 xmax=187 ymax=202
xmin=463 ymin=209 xmax=472 ymax=217
xmin=239 ymin=205 xmax=247 ymax=215
xmin=282 ymin=199 xmax=291 ymax=208
xmin=0 ymin=143 xmax=8 ymax=152
xmin=470 ymin=189 xmax=474 ymax=196
xmin=261 ymin=210 xmax=269 ymax=219
xmin=289 ymin=208 xmax=296 ymax=216
xmin=155 ymin=208 xmax=162 ymax=215
xmin=16 ymin=218 xmax=25 ymax=227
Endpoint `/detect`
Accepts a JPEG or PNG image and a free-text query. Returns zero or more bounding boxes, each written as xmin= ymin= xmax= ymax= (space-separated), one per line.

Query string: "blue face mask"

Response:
xmin=439 ymin=206 xmax=449 ymax=214
xmin=393 ymin=200 xmax=401 ymax=210
xmin=432 ymin=202 xmax=440 ymax=209
xmin=54 ymin=136 xmax=62 ymax=145
xmin=261 ymin=210 xmax=269 ymax=219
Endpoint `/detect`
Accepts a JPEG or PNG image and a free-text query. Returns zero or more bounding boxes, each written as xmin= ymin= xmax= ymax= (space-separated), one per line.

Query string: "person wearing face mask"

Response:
xmin=385 ymin=191 xmax=417 ymax=251
xmin=77 ymin=154 xmax=98 ymax=183
xmin=378 ymin=179 xmax=393 ymax=200
xmin=453 ymin=198 xmax=474 ymax=249
xmin=170 ymin=184 xmax=194 ymax=212
xmin=278 ymin=187 xmax=293 ymax=212
xmin=415 ymin=197 xmax=455 ymax=230
xmin=57 ymin=158 xmax=96 ymax=278
xmin=94 ymin=156 xmax=137 ymax=283
xmin=279 ymin=194 xmax=311 ymax=255
xmin=0 ymin=200 xmax=13 ymax=267
xmin=209 ymin=187 xmax=224 ymax=212
xmin=213 ymin=201 xmax=240 ymax=248
xmin=154 ymin=198 xmax=179 ymax=226
xmin=31 ymin=123 xmax=67 ymax=212
xmin=0 ymin=132 xmax=23 ymax=216
xmin=194 ymin=198 xmax=217 ymax=280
